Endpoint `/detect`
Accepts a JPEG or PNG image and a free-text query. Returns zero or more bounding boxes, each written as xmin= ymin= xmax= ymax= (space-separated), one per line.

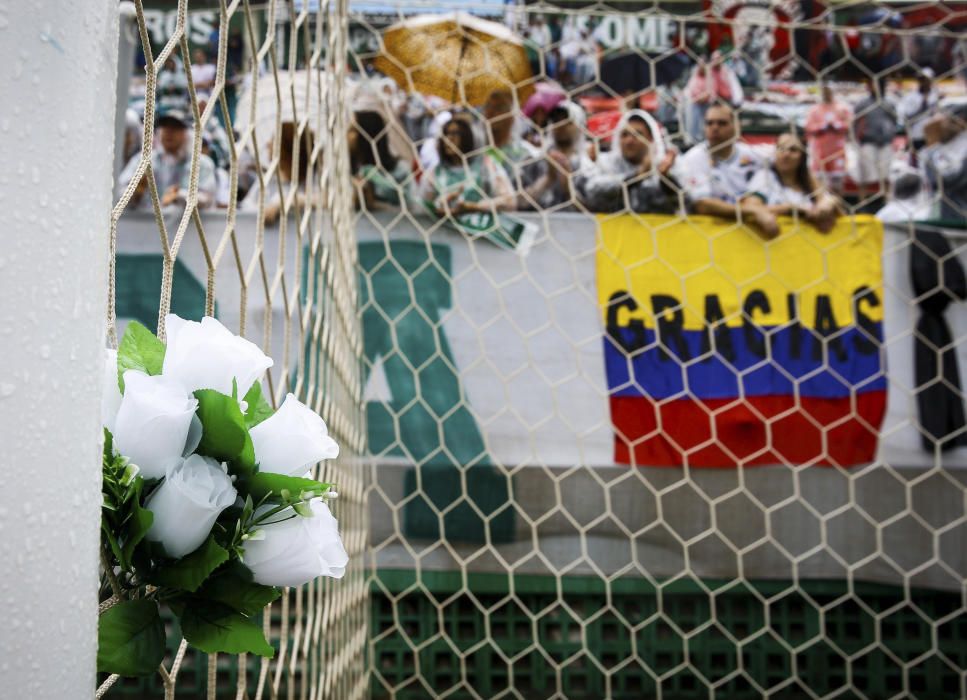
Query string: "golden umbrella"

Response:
xmin=373 ymin=12 xmax=535 ymax=107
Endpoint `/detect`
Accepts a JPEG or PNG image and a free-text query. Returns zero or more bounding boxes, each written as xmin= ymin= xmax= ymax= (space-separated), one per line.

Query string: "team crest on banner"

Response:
xmin=597 ymin=214 xmax=887 ymax=468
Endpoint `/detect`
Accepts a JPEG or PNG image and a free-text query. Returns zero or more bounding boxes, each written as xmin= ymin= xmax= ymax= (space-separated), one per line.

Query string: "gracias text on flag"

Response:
xmin=596 ymin=214 xmax=887 ymax=468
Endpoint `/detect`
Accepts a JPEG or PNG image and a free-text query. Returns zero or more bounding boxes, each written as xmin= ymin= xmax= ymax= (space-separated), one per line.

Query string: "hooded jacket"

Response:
xmin=576 ymin=110 xmax=684 ymax=214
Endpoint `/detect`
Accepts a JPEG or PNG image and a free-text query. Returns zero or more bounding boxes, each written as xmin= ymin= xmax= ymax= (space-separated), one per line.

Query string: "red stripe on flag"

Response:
xmin=611 ymin=392 xmax=886 ymax=468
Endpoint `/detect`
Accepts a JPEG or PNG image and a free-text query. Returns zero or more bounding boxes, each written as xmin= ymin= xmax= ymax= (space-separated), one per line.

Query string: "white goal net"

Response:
xmin=108 ymin=0 xmax=967 ymax=697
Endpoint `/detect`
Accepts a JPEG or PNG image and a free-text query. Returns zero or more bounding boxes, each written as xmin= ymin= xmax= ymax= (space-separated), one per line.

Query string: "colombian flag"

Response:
xmin=597 ymin=214 xmax=886 ymax=468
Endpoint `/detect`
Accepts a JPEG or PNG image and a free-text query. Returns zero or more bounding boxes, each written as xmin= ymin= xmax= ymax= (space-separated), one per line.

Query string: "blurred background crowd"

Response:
xmin=116 ymin=1 xmax=967 ymax=235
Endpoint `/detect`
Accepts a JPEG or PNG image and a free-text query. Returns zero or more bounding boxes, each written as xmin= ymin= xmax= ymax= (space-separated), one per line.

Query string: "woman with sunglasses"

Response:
xmin=741 ymin=133 xmax=841 ymax=233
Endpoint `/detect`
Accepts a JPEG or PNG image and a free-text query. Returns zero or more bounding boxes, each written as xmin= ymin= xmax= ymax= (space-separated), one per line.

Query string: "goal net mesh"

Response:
xmin=106 ymin=0 xmax=967 ymax=697
xmin=104 ymin=0 xmax=366 ymax=698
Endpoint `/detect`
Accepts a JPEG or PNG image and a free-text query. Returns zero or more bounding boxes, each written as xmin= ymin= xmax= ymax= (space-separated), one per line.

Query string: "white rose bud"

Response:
xmin=242 ymin=499 xmax=348 ymax=587
xmin=145 ymin=455 xmax=237 ymax=558
xmin=249 ymin=394 xmax=339 ymax=476
xmin=162 ymin=314 xmax=273 ymax=396
xmin=102 ymin=348 xmax=122 ymax=436
xmin=113 ymin=371 xmax=198 ymax=480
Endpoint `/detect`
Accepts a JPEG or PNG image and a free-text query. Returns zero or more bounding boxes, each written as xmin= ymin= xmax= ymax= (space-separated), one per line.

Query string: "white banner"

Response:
xmin=116 ymin=211 xmax=967 ymax=588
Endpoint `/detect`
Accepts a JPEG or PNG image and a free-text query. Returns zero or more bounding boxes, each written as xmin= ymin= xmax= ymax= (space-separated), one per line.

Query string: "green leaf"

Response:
xmin=120 ymin=485 xmax=153 ymax=570
xmin=103 ymin=427 xmax=114 ymax=459
xmin=179 ymin=601 xmax=275 ymax=657
xmin=117 ymin=321 xmax=165 ymax=392
xmin=152 ymin=536 xmax=229 ymax=592
xmin=242 ymin=381 xmax=275 ymax=428
xmin=241 ymin=473 xmax=330 ymax=503
xmin=194 ymin=389 xmax=248 ymax=462
xmin=97 ymin=599 xmax=166 ymax=676
xmin=197 ymin=562 xmax=280 ymax=616
xmin=231 ymin=432 xmax=257 ymax=477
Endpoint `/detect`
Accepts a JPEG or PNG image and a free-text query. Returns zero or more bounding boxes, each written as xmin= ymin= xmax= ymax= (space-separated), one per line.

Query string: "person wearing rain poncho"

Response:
xmin=523 ymin=101 xmax=594 ymax=211
xmin=416 ymin=114 xmax=533 ymax=250
xmin=576 ymin=109 xmax=685 ymax=215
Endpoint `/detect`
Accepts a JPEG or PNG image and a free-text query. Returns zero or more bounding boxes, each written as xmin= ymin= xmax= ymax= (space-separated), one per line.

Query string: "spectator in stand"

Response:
xmin=157 ymin=55 xmax=189 ymax=111
xmin=522 ymin=88 xmax=567 ymax=144
xmin=578 ymin=110 xmax=682 ymax=214
xmin=207 ymin=19 xmax=220 ymax=57
xmin=683 ymin=50 xmax=744 ymax=145
xmin=417 ymin=115 xmax=515 ymax=219
xmin=117 ymin=108 xmax=216 ymax=211
xmin=559 ymin=23 xmax=588 ymax=85
xmin=920 ymin=104 xmax=967 ymax=221
xmin=740 ymin=133 xmax=840 ymax=233
xmin=419 ymin=110 xmax=453 ymax=173
xmin=877 ymin=169 xmax=931 ymax=224
xmin=885 ymin=77 xmax=905 ymax=113
xmin=241 ymin=122 xmax=316 ymax=224
xmin=854 ymin=77 xmax=899 ymax=202
xmin=529 ymin=16 xmax=552 ymax=53
xmin=349 ymin=110 xmax=412 ymax=210
xmin=673 ymin=103 xmax=778 ymax=238
xmin=481 ymin=89 xmax=543 ymax=197
xmin=201 ymin=136 xmax=231 ymax=209
xmin=899 ymin=68 xmax=939 ymax=152
xmin=526 ymin=103 xmax=594 ymax=211
xmin=804 ymin=83 xmax=852 ymax=195
xmin=190 ymin=47 xmax=216 ymax=99
xmin=955 ymin=39 xmax=967 ymax=89
xmin=122 ymin=109 xmax=144 ymax=166
xmin=195 ymin=97 xmax=231 ymax=169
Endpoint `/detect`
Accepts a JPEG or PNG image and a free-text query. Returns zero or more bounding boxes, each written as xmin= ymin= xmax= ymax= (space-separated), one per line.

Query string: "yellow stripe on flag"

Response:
xmin=596 ymin=214 xmax=884 ymax=331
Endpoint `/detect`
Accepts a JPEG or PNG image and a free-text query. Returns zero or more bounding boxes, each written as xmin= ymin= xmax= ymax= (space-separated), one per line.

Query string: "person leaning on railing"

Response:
xmin=116 ymin=107 xmax=216 ymax=212
xmin=349 ymin=110 xmax=411 ymax=211
xmin=672 ymin=102 xmax=779 ymax=239
xmin=415 ymin=114 xmax=516 ymax=219
xmin=920 ymin=103 xmax=967 ymax=222
xmin=739 ymin=133 xmax=841 ymax=234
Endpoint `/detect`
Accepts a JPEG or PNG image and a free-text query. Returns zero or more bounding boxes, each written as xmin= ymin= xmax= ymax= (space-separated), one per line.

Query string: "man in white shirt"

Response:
xmin=877 ymin=171 xmax=931 ymax=224
xmin=117 ymin=108 xmax=217 ymax=212
xmin=899 ymin=68 xmax=939 ymax=151
xmin=674 ymin=103 xmax=779 ymax=238
xmin=190 ymin=48 xmax=216 ymax=99
xmin=920 ymin=104 xmax=967 ymax=221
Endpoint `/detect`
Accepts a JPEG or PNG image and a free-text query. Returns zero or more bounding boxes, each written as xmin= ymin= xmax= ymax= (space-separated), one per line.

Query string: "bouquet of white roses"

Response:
xmin=98 ymin=315 xmax=347 ymax=677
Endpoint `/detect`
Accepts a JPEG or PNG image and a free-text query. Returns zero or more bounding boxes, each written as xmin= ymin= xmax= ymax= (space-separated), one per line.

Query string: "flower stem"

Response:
xmin=100 ymin=546 xmax=123 ymax=598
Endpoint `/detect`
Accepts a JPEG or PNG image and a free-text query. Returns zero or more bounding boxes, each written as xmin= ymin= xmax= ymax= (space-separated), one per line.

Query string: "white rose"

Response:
xmin=102 ymin=348 xmax=122 ymax=435
xmin=145 ymin=455 xmax=237 ymax=558
xmin=249 ymin=394 xmax=339 ymax=476
xmin=113 ymin=371 xmax=198 ymax=480
xmin=162 ymin=314 xmax=273 ymax=396
xmin=242 ymin=499 xmax=348 ymax=587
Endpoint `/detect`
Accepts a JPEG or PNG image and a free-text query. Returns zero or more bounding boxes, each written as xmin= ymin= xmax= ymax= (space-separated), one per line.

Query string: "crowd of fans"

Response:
xmin=118 ymin=40 xmax=967 ymax=236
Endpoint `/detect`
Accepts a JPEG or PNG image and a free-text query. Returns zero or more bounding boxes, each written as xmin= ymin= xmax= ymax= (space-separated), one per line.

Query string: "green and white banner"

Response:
xmin=115 ymin=211 xmax=967 ymax=589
